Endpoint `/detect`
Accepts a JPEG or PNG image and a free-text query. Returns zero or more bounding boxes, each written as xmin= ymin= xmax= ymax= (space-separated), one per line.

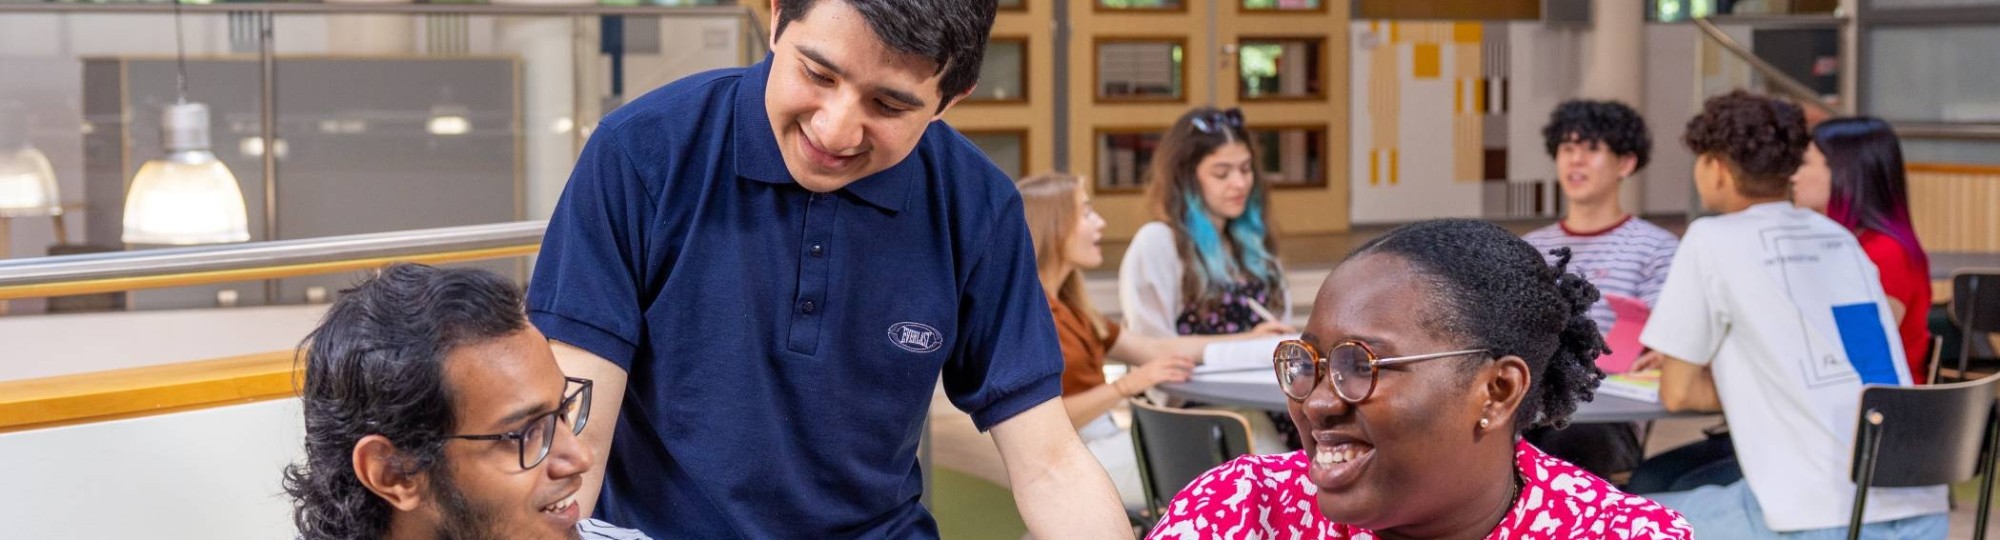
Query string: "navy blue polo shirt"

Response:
xmin=527 ymin=57 xmax=1064 ymax=538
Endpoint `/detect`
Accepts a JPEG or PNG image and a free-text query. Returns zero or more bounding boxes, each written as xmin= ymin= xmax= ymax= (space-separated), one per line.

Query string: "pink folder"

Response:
xmin=1597 ymin=294 xmax=1650 ymax=374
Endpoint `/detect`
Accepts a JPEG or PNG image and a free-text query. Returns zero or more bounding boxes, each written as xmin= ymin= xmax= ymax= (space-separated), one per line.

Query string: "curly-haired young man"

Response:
xmin=1519 ymin=100 xmax=1677 ymax=481
xmin=1633 ymin=90 xmax=1946 ymax=537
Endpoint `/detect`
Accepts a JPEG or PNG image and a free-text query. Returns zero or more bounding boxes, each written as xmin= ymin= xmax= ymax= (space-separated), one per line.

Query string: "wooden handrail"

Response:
xmin=0 ymin=350 xmax=300 ymax=434
xmin=1909 ymin=163 xmax=2000 ymax=176
xmin=0 ymin=244 xmax=537 ymax=301
xmin=0 ymin=221 xmax=544 ymax=301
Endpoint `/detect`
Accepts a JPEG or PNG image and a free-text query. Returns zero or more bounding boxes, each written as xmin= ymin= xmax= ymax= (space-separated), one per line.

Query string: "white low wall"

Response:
xmin=0 ymin=304 xmax=328 ymax=381
xmin=0 ymin=399 xmax=306 ymax=539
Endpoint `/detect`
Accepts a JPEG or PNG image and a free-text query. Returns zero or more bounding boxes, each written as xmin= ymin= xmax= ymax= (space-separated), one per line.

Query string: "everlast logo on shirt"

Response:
xmin=888 ymin=322 xmax=944 ymax=353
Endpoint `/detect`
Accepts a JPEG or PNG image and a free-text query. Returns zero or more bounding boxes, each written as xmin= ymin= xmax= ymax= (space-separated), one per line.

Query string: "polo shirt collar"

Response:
xmin=732 ymin=54 xmax=918 ymax=213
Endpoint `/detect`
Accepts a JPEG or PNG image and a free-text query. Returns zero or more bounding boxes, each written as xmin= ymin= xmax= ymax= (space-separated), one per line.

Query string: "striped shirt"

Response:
xmin=579 ymin=518 xmax=653 ymax=539
xmin=1523 ymin=216 xmax=1680 ymax=334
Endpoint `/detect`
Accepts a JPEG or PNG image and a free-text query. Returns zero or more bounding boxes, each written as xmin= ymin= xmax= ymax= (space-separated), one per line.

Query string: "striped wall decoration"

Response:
xmin=1909 ymin=164 xmax=2000 ymax=253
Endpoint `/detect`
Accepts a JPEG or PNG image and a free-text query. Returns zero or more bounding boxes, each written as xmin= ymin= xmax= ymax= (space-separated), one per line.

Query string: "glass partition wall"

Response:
xmin=0 ymin=3 xmax=764 ymax=313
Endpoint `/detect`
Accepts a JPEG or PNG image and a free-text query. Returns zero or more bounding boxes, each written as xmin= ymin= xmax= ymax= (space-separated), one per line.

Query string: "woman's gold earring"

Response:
xmin=1478 ymin=418 xmax=1491 ymax=429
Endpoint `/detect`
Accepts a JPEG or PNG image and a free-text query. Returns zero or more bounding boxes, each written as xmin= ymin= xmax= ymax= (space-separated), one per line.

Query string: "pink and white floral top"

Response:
xmin=1147 ymin=440 xmax=1693 ymax=540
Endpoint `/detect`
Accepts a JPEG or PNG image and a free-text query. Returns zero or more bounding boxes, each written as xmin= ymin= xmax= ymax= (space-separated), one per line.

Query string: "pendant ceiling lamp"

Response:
xmin=122 ymin=0 xmax=251 ymax=245
xmin=0 ymin=102 xmax=61 ymax=218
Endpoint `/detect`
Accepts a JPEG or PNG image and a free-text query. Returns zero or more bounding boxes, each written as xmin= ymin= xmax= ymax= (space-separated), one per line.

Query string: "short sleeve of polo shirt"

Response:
xmin=1640 ymin=221 xmax=1726 ymax=367
xmin=526 ymin=127 xmax=655 ymax=370
xmin=943 ymin=192 xmax=1066 ymax=431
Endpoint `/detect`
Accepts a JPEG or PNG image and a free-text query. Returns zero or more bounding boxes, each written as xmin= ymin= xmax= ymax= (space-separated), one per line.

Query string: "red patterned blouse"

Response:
xmin=1147 ymin=440 xmax=1694 ymax=539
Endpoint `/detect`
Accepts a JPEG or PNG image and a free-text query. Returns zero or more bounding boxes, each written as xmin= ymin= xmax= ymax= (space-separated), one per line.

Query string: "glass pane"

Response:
xmin=999 ymin=0 xmax=1026 ymax=9
xmin=1096 ymin=131 xmax=1162 ymax=191
xmin=965 ymin=132 xmax=1026 ymax=180
xmin=1242 ymin=0 xmax=1322 ymax=9
xmin=1098 ymin=0 xmax=1184 ymax=8
xmin=971 ymin=39 xmax=1026 ymax=102
xmin=1252 ymin=127 xmax=1326 ymax=187
xmin=1865 ymin=25 xmax=2000 ymax=122
xmin=1097 ymin=41 xmax=1184 ymax=100
xmin=1239 ymin=38 xmax=1322 ymax=100
xmin=0 ymin=9 xmax=753 ymax=312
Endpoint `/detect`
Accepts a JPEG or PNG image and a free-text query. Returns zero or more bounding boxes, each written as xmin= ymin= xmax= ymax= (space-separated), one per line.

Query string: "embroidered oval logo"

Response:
xmin=887 ymin=322 xmax=944 ymax=354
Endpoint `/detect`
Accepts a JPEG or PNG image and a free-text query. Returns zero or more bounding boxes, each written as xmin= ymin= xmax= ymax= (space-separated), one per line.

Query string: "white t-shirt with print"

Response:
xmin=1640 ymin=202 xmax=1947 ymax=532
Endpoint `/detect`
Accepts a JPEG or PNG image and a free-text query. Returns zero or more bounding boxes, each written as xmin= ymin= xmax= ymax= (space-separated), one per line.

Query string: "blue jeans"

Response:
xmin=1647 ymin=481 xmax=1947 ymax=539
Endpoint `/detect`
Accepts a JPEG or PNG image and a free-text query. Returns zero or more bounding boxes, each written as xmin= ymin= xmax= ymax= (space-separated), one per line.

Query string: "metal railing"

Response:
xmin=0 ymin=221 xmax=544 ymax=301
xmin=1694 ymin=15 xmax=2000 ymax=140
xmin=1693 ymin=16 xmax=1843 ymax=117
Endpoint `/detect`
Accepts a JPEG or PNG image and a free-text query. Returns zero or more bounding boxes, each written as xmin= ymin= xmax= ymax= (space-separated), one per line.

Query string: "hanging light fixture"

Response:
xmin=122 ymin=0 xmax=250 ymax=245
xmin=0 ymin=101 xmax=61 ymax=218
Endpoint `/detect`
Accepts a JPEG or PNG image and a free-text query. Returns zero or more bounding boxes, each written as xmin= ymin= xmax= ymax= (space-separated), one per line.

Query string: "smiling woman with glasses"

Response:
xmin=1144 ymin=219 xmax=1693 ymax=539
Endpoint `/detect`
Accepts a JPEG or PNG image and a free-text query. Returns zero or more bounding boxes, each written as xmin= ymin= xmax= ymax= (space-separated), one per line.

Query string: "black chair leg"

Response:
xmin=1976 ymin=407 xmax=1999 ymax=540
xmin=1850 ymin=413 xmax=1883 ymax=540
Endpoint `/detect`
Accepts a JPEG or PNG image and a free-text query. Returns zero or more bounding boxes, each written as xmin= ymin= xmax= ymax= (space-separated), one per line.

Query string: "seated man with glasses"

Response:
xmin=1145 ymin=220 xmax=1690 ymax=539
xmin=283 ymin=263 xmax=649 ymax=540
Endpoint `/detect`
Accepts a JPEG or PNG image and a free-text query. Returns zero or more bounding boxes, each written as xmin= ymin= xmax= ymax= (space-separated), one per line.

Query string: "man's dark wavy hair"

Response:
xmin=1542 ymin=99 xmax=1652 ymax=172
xmin=773 ymin=0 xmax=998 ymax=112
xmin=282 ymin=263 xmax=527 ymax=540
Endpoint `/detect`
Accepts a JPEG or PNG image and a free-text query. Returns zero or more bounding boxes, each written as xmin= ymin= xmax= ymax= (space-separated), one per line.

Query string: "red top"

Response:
xmin=1146 ymin=440 xmax=1692 ymax=540
xmin=1859 ymin=230 xmax=1933 ymax=384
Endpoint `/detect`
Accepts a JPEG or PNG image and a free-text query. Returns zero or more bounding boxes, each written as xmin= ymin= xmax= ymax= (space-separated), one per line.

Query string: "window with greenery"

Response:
xmin=1238 ymin=38 xmax=1323 ymax=100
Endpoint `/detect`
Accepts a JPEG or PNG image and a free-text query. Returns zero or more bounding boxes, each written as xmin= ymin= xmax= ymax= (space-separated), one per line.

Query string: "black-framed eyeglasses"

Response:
xmin=448 ymin=376 xmax=593 ymax=470
xmin=1190 ymin=108 xmax=1244 ymax=135
xmin=1272 ymin=339 xmax=1487 ymax=403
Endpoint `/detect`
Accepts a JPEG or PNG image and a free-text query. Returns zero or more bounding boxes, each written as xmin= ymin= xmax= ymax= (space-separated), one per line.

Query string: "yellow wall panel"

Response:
xmin=1412 ymin=43 xmax=1442 ymax=79
xmin=1453 ymin=22 xmax=1483 ymax=43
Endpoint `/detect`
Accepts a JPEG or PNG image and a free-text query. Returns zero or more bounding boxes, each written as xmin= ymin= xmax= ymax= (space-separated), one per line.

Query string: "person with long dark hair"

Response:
xmin=1118 ymin=107 xmax=1298 ymax=451
xmin=1119 ymin=107 xmax=1292 ymax=340
xmin=1145 ymin=219 xmax=1692 ymax=538
xmin=1792 ymin=116 xmax=1933 ymax=383
xmin=284 ymin=263 xmax=649 ymax=540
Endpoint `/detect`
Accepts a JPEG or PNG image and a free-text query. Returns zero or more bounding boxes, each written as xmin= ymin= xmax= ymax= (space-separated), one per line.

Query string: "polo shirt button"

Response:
xmin=810 ymin=243 xmax=825 ymax=257
xmin=801 ymin=300 xmax=816 ymax=314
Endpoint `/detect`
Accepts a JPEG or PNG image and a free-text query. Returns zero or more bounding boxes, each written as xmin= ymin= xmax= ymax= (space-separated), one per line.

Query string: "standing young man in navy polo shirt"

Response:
xmin=527 ymin=0 xmax=1130 ymax=537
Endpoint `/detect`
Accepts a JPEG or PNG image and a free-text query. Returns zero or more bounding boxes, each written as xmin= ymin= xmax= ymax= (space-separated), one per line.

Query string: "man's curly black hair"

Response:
xmin=1347 ymin=219 xmax=1609 ymax=431
xmin=1542 ymin=99 xmax=1653 ymax=172
xmin=1683 ymin=89 xmax=1809 ymax=199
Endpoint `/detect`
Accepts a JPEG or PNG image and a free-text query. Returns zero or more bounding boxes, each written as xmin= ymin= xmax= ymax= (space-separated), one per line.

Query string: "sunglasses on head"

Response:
xmin=1189 ymin=108 xmax=1245 ymax=135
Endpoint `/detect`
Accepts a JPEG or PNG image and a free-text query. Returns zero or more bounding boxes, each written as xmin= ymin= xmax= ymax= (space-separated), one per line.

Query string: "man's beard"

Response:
xmin=429 ymin=458 xmax=581 ymax=540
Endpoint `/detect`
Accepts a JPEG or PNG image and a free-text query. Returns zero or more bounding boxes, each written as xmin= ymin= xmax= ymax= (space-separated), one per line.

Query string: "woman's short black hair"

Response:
xmin=283 ymin=263 xmax=528 ymax=540
xmin=773 ymin=0 xmax=997 ymax=112
xmin=1542 ymin=99 xmax=1653 ymax=172
xmin=1348 ymin=219 xmax=1608 ymax=431
xmin=1682 ymin=90 xmax=1809 ymax=198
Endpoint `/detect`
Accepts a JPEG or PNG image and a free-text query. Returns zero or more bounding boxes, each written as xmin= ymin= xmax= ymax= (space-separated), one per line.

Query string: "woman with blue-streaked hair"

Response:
xmin=1119 ymin=107 xmax=1299 ymax=450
